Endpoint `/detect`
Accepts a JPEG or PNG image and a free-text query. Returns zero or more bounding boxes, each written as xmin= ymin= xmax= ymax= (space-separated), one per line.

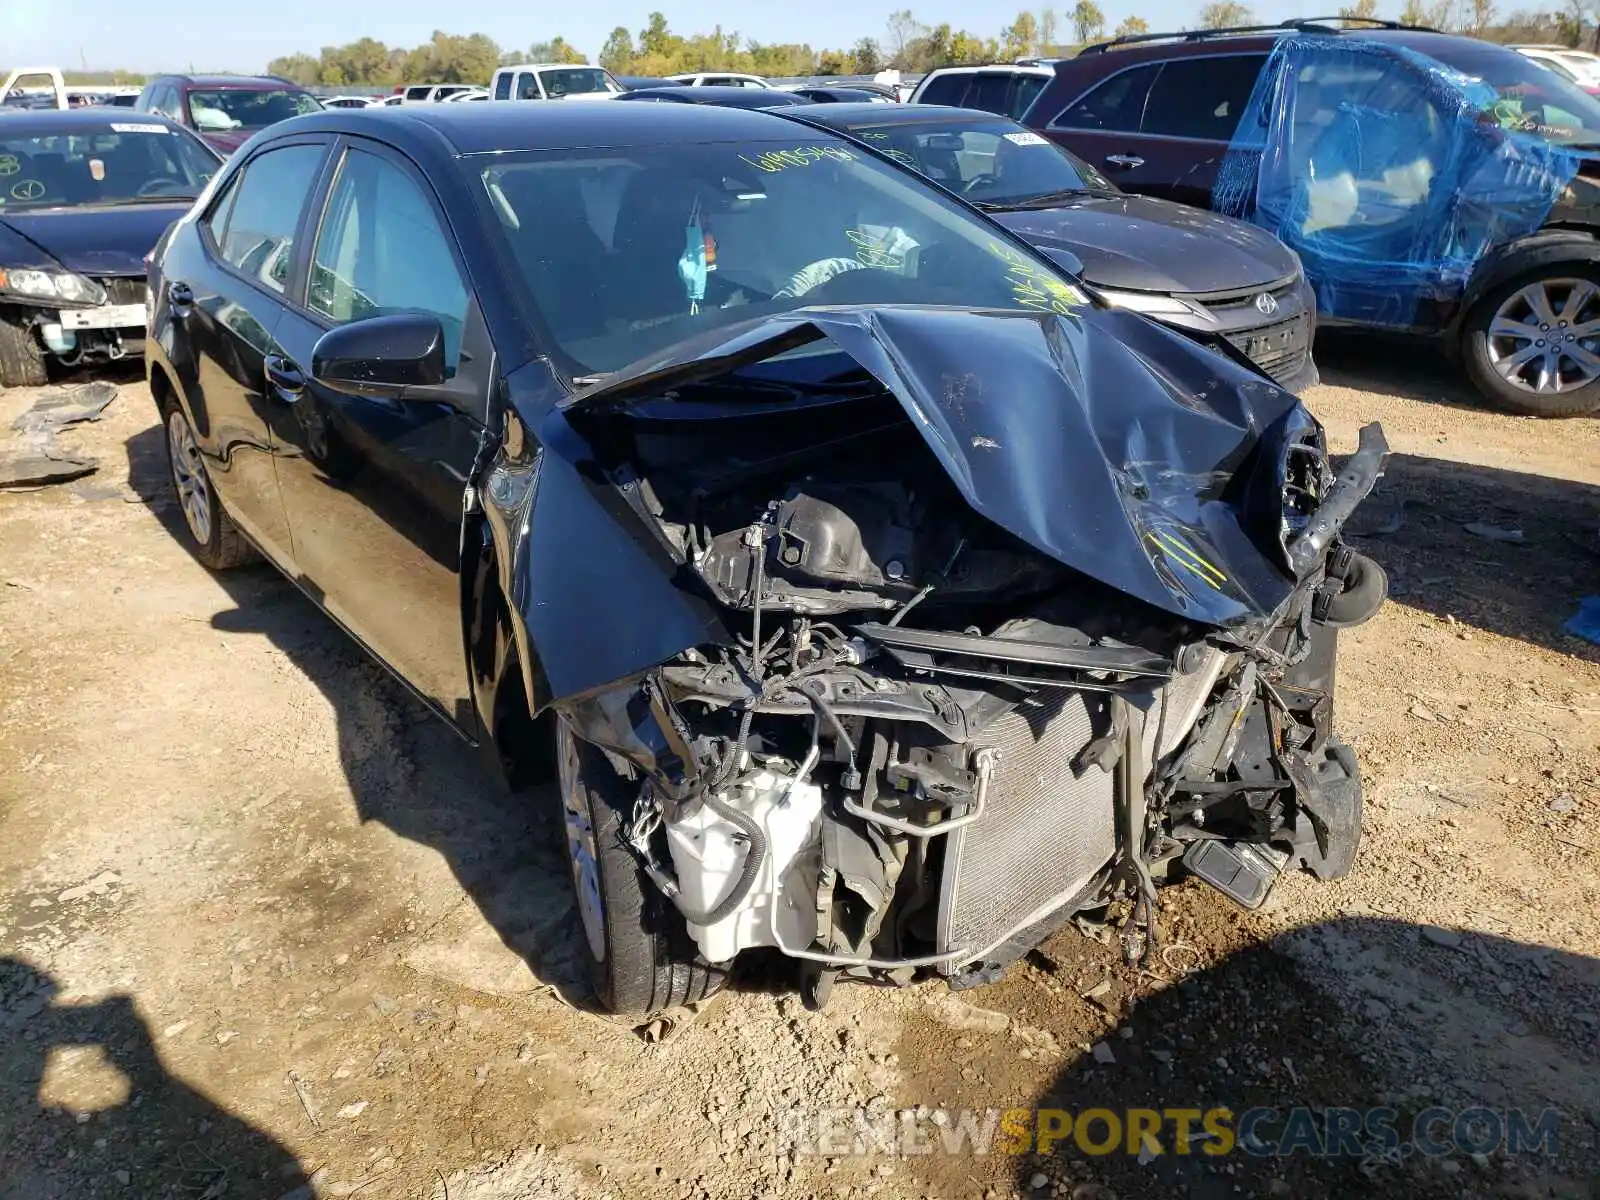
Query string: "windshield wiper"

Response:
xmin=977 ymin=188 xmax=1091 ymax=212
xmin=112 ymin=193 xmax=199 ymax=205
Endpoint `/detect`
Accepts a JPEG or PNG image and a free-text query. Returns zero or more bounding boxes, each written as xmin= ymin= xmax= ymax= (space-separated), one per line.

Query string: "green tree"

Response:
xmin=1338 ymin=0 xmax=1380 ymax=18
xmin=886 ymin=10 xmax=925 ymax=65
xmin=818 ymin=49 xmax=849 ymax=74
xmin=401 ymin=30 xmax=501 ymax=84
xmin=267 ymin=52 xmax=321 ymax=85
xmin=1038 ymin=7 xmax=1060 ymax=50
xmin=1113 ymin=15 xmax=1150 ymax=36
xmin=1072 ymin=0 xmax=1106 ymax=42
xmin=639 ymin=12 xmax=676 ymax=58
xmin=851 ymin=37 xmax=884 ymax=72
xmin=1462 ymin=0 xmax=1496 ymax=32
xmin=598 ymin=26 xmax=635 ymax=72
xmin=1199 ymin=1 xmax=1253 ymax=27
xmin=1003 ymin=11 xmax=1039 ymax=57
xmin=519 ymin=37 xmax=587 ymax=64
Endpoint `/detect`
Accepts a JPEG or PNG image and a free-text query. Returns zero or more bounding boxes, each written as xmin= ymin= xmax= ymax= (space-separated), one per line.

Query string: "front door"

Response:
xmin=175 ymin=139 xmax=329 ymax=568
xmin=268 ymin=138 xmax=488 ymax=728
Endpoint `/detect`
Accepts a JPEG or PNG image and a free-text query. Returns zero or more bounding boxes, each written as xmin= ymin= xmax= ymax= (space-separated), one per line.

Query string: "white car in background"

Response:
xmin=399 ymin=83 xmax=478 ymax=104
xmin=320 ymin=95 xmax=377 ymax=108
xmin=489 ymin=63 xmax=625 ymax=101
xmin=444 ymin=87 xmax=490 ymax=102
xmin=666 ymin=71 xmax=772 ymax=88
xmin=1513 ymin=44 xmax=1600 ymax=91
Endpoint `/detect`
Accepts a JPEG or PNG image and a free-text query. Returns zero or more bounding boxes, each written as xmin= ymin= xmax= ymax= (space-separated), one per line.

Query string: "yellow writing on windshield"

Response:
xmin=985 ymin=241 xmax=1085 ymax=315
xmin=739 ymin=145 xmax=857 ymax=173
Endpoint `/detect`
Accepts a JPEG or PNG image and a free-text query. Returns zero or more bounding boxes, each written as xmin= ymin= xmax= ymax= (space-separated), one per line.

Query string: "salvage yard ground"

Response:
xmin=1 ymin=340 xmax=1598 ymax=1200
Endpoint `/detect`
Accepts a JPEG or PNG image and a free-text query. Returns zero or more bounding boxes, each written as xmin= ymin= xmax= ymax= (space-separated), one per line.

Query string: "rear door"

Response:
xmin=172 ymin=137 xmax=330 ymax=568
xmin=268 ymin=137 xmax=489 ymax=725
xmin=1040 ymin=54 xmax=1267 ymax=208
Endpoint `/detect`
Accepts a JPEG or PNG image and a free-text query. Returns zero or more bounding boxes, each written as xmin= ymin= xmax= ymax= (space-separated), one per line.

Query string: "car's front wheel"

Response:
xmin=0 ymin=311 xmax=48 ymax=388
xmin=1462 ymin=266 xmax=1600 ymax=416
xmin=554 ymin=718 xmax=726 ymax=1014
xmin=162 ymin=404 xmax=253 ymax=569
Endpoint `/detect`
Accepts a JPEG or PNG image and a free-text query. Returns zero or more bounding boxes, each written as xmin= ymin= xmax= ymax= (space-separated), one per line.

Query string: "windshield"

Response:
xmin=0 ymin=123 xmax=219 ymax=210
xmin=846 ymin=118 xmax=1113 ymax=205
xmin=1422 ymin=40 xmax=1600 ymax=145
xmin=477 ymin=136 xmax=1087 ymax=377
xmin=540 ymin=68 xmax=622 ymax=97
xmin=186 ymin=88 xmax=321 ymax=132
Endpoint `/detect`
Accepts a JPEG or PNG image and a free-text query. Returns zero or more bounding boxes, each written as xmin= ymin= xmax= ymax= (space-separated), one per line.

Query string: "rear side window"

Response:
xmin=965 ymin=73 xmax=1014 ymax=116
xmin=307 ymin=149 xmax=469 ymax=369
xmin=1049 ymin=63 xmax=1159 ymax=131
xmin=1011 ymin=74 xmax=1049 ymax=119
xmin=405 ymin=86 xmax=432 ymax=101
xmin=1141 ymin=55 xmax=1267 ymax=140
xmin=917 ymin=74 xmax=970 ymax=107
xmin=209 ymin=144 xmax=324 ymax=294
xmin=493 ymin=72 xmax=513 ymax=100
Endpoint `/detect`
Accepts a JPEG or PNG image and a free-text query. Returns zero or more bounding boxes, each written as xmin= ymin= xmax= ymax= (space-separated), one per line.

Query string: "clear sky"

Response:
xmin=6 ymin=0 xmax=1365 ymax=73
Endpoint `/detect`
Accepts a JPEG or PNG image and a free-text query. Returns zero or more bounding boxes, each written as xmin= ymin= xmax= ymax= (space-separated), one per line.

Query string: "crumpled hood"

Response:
xmin=991 ymin=193 xmax=1299 ymax=295
xmin=0 ymin=203 xmax=190 ymax=276
xmin=564 ymin=303 xmax=1325 ymax=630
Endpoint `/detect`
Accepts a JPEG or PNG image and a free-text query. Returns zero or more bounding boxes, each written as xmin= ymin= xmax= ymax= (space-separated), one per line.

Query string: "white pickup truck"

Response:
xmin=488 ymin=64 xmax=625 ymax=102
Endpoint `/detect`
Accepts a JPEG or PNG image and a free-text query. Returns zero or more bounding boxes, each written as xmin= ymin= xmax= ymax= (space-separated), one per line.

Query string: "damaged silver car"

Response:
xmin=144 ymin=104 xmax=1388 ymax=1016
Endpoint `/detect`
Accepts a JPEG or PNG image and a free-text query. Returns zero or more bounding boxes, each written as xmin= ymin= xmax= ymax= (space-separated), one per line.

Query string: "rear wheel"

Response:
xmin=1461 ymin=267 xmax=1600 ymax=416
xmin=0 ymin=312 xmax=47 ymax=388
xmin=555 ymin=719 xmax=726 ymax=1014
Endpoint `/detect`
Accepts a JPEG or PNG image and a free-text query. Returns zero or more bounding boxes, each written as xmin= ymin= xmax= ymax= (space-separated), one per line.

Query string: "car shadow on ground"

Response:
xmin=122 ymin=424 xmax=599 ymax=1015
xmin=1342 ymin=452 xmax=1600 ymax=660
xmin=1313 ymin=331 xmax=1492 ymax=415
xmin=0 ymin=958 xmax=309 ymax=1200
xmin=991 ymin=918 xmax=1600 ymax=1200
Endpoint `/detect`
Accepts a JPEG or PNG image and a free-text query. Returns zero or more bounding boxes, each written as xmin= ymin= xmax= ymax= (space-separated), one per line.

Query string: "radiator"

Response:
xmin=935 ymin=689 xmax=1118 ymax=969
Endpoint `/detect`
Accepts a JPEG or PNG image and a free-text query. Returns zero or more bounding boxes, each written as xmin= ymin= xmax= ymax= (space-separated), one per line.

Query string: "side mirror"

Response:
xmin=311 ymin=313 xmax=447 ymax=398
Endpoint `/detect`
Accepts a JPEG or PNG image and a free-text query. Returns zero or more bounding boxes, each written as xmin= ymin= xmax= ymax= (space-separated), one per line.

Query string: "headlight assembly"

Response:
xmin=1095 ymin=287 xmax=1212 ymax=322
xmin=0 ymin=267 xmax=106 ymax=308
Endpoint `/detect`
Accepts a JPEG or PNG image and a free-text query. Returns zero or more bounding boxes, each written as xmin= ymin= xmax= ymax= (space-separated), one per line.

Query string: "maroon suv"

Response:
xmin=134 ymin=75 xmax=323 ymax=154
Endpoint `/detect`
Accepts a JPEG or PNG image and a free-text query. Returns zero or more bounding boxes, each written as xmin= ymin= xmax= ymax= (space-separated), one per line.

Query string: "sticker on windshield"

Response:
xmin=110 ymin=123 xmax=169 ymax=134
xmin=0 ymin=156 xmax=18 ymax=177
xmin=1003 ymin=131 xmax=1049 ymax=147
xmin=10 ymin=180 xmax=46 ymax=202
xmin=738 ymin=145 xmax=856 ymax=174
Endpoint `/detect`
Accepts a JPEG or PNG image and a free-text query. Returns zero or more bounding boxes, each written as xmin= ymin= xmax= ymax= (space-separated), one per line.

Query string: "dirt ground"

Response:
xmin=1 ymin=338 xmax=1598 ymax=1200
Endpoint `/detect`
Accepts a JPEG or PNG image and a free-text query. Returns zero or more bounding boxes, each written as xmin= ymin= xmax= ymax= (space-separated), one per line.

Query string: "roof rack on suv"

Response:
xmin=1077 ymin=15 xmax=1436 ymax=55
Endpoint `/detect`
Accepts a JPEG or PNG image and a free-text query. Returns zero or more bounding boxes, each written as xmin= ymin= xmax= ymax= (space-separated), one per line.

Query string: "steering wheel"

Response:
xmin=136 ymin=178 xmax=188 ymax=198
xmin=963 ymin=173 xmax=1001 ymax=196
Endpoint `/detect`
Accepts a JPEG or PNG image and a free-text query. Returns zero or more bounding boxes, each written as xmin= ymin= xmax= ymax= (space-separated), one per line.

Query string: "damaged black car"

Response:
xmin=146 ymin=102 xmax=1389 ymax=1016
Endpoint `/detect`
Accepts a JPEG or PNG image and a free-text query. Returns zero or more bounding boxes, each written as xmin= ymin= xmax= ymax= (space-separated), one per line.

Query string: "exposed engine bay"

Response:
xmin=543 ymin=307 xmax=1391 ymax=1006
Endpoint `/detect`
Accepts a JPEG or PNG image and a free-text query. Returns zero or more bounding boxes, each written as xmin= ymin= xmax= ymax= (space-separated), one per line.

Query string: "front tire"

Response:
xmin=0 ymin=312 xmax=48 ymax=388
xmin=1461 ymin=266 xmax=1600 ymax=416
xmin=162 ymin=404 xmax=252 ymax=569
xmin=555 ymin=719 xmax=726 ymax=1015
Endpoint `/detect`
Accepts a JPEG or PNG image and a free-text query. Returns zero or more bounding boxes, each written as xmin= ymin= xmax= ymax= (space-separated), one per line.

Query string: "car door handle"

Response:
xmin=264 ymin=354 xmax=306 ymax=398
xmin=167 ymin=281 xmax=194 ymax=310
xmin=1104 ymin=154 xmax=1145 ymax=169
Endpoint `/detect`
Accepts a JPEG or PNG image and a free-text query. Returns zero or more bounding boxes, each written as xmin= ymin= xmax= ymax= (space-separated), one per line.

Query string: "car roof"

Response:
xmin=494 ymin=63 xmax=602 ymax=72
xmin=618 ymin=86 xmax=807 ymax=106
xmin=1069 ymin=24 xmax=1510 ymax=63
xmin=921 ymin=64 xmax=1054 ymax=77
xmin=0 ymin=109 xmax=188 ymax=135
xmin=262 ymin=102 xmax=826 ymax=156
xmin=165 ymin=74 xmax=297 ymax=88
xmin=785 ymin=102 xmax=1019 ymax=129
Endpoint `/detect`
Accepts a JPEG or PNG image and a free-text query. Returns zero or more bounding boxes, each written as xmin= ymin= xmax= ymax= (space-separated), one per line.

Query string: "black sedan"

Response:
xmin=146 ymin=102 xmax=1384 ymax=1016
xmin=614 ymin=85 xmax=810 ymax=109
xmin=777 ymin=103 xmax=1320 ymax=392
xmin=0 ymin=110 xmax=221 ymax=385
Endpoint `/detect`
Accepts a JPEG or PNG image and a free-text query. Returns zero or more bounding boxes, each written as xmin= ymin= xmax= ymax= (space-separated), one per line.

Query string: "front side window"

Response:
xmin=1141 ymin=56 xmax=1266 ymax=140
xmin=1049 ymin=63 xmax=1159 ymax=131
xmin=516 ymin=73 xmax=539 ymax=101
xmin=211 ymin=143 xmax=324 ymax=293
xmin=309 ymin=149 xmax=469 ymax=369
xmin=0 ymin=123 xmax=219 ymax=210
xmin=916 ymin=74 xmax=971 ymax=107
xmin=476 ymin=136 xmax=1088 ymax=376
xmin=187 ymin=88 xmax=321 ymax=132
